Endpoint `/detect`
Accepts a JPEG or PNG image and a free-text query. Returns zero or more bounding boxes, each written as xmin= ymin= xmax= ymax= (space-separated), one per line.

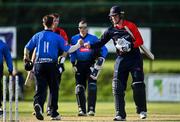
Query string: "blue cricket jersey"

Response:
xmin=70 ymin=33 xmax=108 ymax=63
xmin=0 ymin=40 xmax=13 ymax=73
xmin=25 ymin=30 xmax=70 ymax=62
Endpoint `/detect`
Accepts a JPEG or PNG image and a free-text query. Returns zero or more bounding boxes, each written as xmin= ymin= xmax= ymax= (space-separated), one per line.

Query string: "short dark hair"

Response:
xmin=42 ymin=15 xmax=54 ymax=27
xmin=51 ymin=13 xmax=59 ymax=18
xmin=79 ymin=19 xmax=87 ymax=25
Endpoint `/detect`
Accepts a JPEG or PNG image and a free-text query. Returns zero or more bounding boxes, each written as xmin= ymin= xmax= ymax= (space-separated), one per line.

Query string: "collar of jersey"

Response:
xmin=44 ymin=29 xmax=53 ymax=32
xmin=79 ymin=33 xmax=88 ymax=39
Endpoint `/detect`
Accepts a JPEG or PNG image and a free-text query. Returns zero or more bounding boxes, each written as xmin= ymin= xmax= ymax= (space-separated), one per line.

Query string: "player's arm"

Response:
xmin=58 ymin=29 xmax=69 ymax=66
xmin=90 ymin=37 xmax=108 ymax=80
xmin=24 ymin=48 xmax=36 ymax=85
xmin=69 ymin=38 xmax=77 ymax=72
xmin=3 ymin=44 xmax=13 ymax=75
xmin=58 ymin=36 xmax=83 ymax=53
xmin=31 ymin=48 xmax=36 ymax=62
xmin=128 ymin=22 xmax=143 ymax=48
xmin=58 ymin=52 xmax=67 ymax=65
xmin=24 ymin=35 xmax=37 ymax=61
xmin=100 ymin=46 xmax=108 ymax=58
xmin=88 ymin=29 xmax=111 ymax=49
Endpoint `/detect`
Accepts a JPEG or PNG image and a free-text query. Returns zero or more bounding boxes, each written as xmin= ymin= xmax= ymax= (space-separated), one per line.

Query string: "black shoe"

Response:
xmin=34 ymin=104 xmax=44 ymax=120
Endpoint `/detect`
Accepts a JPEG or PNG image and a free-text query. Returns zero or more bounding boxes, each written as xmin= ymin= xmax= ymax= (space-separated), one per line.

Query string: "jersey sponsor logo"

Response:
xmin=79 ymin=47 xmax=91 ymax=52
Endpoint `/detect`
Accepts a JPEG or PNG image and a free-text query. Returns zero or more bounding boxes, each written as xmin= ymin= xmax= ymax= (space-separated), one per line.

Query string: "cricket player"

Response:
xmin=46 ymin=13 xmax=69 ymax=116
xmin=70 ymin=20 xmax=108 ymax=116
xmin=85 ymin=6 xmax=147 ymax=121
xmin=0 ymin=39 xmax=13 ymax=117
xmin=24 ymin=15 xmax=83 ymax=120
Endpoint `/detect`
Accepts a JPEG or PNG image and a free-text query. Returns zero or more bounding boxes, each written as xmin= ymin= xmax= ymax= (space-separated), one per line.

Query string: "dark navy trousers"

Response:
xmin=75 ymin=61 xmax=96 ymax=87
xmin=113 ymin=53 xmax=147 ymax=118
xmin=75 ymin=61 xmax=97 ymax=112
xmin=34 ymin=63 xmax=59 ymax=117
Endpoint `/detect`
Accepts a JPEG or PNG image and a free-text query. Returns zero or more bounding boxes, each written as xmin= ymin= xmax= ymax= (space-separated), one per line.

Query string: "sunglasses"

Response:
xmin=78 ymin=26 xmax=87 ymax=29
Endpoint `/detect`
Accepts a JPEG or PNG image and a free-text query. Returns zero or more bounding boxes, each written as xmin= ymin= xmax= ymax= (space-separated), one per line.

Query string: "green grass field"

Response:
xmin=21 ymin=59 xmax=180 ymax=101
xmin=14 ymin=59 xmax=180 ymax=73
xmin=2 ymin=60 xmax=180 ymax=121
xmin=1 ymin=101 xmax=180 ymax=122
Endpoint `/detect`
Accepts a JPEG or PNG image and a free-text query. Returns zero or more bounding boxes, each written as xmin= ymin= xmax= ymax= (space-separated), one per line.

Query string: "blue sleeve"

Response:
xmin=69 ymin=37 xmax=77 ymax=63
xmin=57 ymin=36 xmax=70 ymax=52
xmin=101 ymin=46 xmax=108 ymax=58
xmin=3 ymin=44 xmax=13 ymax=73
xmin=93 ymin=36 xmax=108 ymax=58
xmin=25 ymin=35 xmax=37 ymax=51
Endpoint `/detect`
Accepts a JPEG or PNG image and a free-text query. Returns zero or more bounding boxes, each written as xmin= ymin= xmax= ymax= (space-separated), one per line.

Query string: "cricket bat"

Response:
xmin=24 ymin=71 xmax=34 ymax=86
xmin=24 ymin=48 xmax=36 ymax=86
xmin=124 ymin=26 xmax=154 ymax=60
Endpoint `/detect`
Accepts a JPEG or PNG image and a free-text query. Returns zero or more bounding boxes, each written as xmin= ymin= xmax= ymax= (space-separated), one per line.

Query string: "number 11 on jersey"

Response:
xmin=44 ymin=41 xmax=49 ymax=53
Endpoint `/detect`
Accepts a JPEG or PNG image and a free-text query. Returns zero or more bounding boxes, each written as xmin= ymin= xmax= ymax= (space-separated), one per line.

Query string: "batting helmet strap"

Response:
xmin=24 ymin=60 xmax=33 ymax=71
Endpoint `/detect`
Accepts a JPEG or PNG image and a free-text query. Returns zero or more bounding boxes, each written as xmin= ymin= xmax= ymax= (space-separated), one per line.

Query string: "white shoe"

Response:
xmin=0 ymin=108 xmax=3 ymax=118
xmin=78 ymin=110 xmax=87 ymax=116
xmin=139 ymin=111 xmax=147 ymax=119
xmin=113 ymin=115 xmax=126 ymax=121
xmin=87 ymin=111 xmax=95 ymax=116
xmin=32 ymin=111 xmax=35 ymax=116
xmin=51 ymin=115 xmax=61 ymax=120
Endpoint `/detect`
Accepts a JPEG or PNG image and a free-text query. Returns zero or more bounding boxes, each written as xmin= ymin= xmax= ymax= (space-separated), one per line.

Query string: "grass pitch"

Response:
xmin=1 ymin=101 xmax=180 ymax=122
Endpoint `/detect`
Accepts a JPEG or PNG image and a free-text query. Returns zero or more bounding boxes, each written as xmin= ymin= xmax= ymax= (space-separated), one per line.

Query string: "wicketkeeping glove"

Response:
xmin=58 ymin=56 xmax=66 ymax=74
xmin=57 ymin=63 xmax=65 ymax=74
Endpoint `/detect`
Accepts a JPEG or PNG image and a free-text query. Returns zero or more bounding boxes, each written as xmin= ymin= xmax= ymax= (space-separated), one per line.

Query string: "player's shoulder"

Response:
xmin=0 ymin=40 xmax=5 ymax=47
xmin=104 ymin=25 xmax=114 ymax=32
xmin=55 ymin=27 xmax=66 ymax=33
xmin=57 ymin=27 xmax=66 ymax=32
xmin=87 ymin=33 xmax=98 ymax=39
xmin=34 ymin=30 xmax=49 ymax=37
xmin=71 ymin=34 xmax=80 ymax=43
xmin=102 ymin=26 xmax=113 ymax=36
xmin=34 ymin=30 xmax=42 ymax=35
xmin=71 ymin=34 xmax=80 ymax=40
xmin=0 ymin=40 xmax=4 ymax=44
xmin=123 ymin=20 xmax=137 ymax=28
xmin=0 ymin=40 xmax=8 ymax=49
